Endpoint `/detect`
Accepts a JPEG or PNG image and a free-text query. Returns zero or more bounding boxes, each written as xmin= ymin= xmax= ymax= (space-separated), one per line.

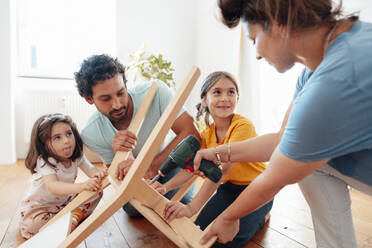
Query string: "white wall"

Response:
xmin=116 ymin=0 xmax=240 ymax=116
xmin=9 ymin=0 xmax=240 ymax=160
xmin=116 ymin=0 xmax=198 ymax=113
xmin=0 ymin=0 xmax=16 ymax=165
xmin=193 ymin=0 xmax=240 ymax=116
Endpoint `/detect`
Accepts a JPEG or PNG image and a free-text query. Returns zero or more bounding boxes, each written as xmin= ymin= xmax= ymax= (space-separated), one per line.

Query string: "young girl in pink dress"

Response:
xmin=19 ymin=113 xmax=107 ymax=239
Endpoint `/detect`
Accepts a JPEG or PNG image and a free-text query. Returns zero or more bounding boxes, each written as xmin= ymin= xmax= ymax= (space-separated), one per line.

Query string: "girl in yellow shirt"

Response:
xmin=154 ymin=71 xmax=273 ymax=247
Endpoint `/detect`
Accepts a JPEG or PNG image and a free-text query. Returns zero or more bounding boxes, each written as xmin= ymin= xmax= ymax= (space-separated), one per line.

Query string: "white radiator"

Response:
xmin=22 ymin=88 xmax=96 ymax=143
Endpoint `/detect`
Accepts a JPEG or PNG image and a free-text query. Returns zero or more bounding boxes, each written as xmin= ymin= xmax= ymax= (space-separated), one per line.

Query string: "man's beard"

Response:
xmin=108 ymin=106 xmax=128 ymax=122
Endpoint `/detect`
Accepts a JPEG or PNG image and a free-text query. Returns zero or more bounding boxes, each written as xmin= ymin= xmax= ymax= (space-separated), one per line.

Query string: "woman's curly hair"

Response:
xmin=218 ymin=0 xmax=357 ymax=31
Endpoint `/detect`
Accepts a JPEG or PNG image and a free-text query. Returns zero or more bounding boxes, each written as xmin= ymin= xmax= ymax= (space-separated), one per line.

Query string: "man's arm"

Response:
xmin=146 ymin=111 xmax=200 ymax=179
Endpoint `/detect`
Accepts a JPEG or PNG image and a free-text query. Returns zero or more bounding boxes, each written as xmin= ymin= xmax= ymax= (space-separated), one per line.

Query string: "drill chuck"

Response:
xmin=158 ymin=156 xmax=177 ymax=176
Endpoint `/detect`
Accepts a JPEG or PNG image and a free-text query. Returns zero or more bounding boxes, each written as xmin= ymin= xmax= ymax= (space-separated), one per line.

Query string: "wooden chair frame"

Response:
xmin=21 ymin=66 xmax=216 ymax=248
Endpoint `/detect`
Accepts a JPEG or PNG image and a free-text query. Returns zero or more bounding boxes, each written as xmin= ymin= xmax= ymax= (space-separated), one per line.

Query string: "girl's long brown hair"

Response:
xmin=25 ymin=114 xmax=83 ymax=174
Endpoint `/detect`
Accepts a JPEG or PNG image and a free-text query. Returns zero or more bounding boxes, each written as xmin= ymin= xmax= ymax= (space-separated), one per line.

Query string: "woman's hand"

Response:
xmin=151 ymin=181 xmax=167 ymax=195
xmin=200 ymin=214 xmax=239 ymax=245
xmin=163 ymin=201 xmax=194 ymax=222
xmin=81 ymin=177 xmax=102 ymax=192
xmin=193 ymin=147 xmax=223 ymax=178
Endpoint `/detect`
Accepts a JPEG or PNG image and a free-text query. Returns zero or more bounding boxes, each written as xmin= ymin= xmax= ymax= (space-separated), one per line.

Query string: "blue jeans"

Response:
xmin=123 ymin=167 xmax=195 ymax=217
xmin=195 ymin=182 xmax=273 ymax=248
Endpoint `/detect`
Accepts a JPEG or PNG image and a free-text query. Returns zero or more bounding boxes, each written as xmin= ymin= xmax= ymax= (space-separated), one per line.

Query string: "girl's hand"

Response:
xmin=163 ymin=201 xmax=193 ymax=222
xmin=81 ymin=177 xmax=101 ymax=192
xmin=116 ymin=157 xmax=134 ymax=180
xmin=151 ymin=181 xmax=167 ymax=195
xmin=93 ymin=168 xmax=108 ymax=181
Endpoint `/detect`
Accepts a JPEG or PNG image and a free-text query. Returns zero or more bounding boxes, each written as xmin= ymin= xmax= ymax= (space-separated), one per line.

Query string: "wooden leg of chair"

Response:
xmin=41 ymin=178 xmax=110 ymax=230
xmin=134 ymin=180 xmax=217 ymax=248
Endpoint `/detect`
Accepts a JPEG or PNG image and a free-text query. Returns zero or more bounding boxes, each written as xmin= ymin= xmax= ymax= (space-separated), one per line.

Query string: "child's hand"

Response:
xmin=151 ymin=181 xmax=167 ymax=195
xmin=116 ymin=157 xmax=134 ymax=181
xmin=81 ymin=177 xmax=101 ymax=192
xmin=163 ymin=201 xmax=193 ymax=222
xmin=94 ymin=168 xmax=108 ymax=181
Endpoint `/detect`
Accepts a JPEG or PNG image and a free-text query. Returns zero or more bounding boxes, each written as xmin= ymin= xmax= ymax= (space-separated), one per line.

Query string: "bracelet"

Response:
xmin=214 ymin=147 xmax=222 ymax=169
xmin=227 ymin=143 xmax=231 ymax=163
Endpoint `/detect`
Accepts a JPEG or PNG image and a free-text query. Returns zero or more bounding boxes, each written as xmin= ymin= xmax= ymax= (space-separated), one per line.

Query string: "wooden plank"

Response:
xmin=133 ymin=179 xmax=217 ymax=248
xmin=129 ymin=199 xmax=189 ymax=247
xmin=0 ymin=161 xmax=30 ymax=247
xmin=42 ymin=83 xmax=159 ymax=231
xmin=18 ymin=212 xmax=72 ymax=248
xmin=107 ymin=82 xmax=159 ymax=186
xmin=59 ymin=66 xmax=201 ymax=247
xmin=265 ymin=212 xmax=315 ymax=247
xmin=84 ymin=215 xmax=129 ymax=248
xmin=112 ymin=207 xmax=177 ymax=248
xmin=242 ymin=241 xmax=264 ymax=248
xmin=0 ymin=204 xmax=27 ymax=248
xmin=251 ymin=224 xmax=307 ymax=248
xmin=102 ymin=177 xmax=177 ymax=248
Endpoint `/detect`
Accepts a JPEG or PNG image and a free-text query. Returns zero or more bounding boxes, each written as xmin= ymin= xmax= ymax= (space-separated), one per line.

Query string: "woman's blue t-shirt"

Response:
xmin=279 ymin=21 xmax=372 ymax=186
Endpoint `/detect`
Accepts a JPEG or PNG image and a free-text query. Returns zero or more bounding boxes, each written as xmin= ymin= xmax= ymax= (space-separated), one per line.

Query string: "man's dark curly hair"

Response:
xmin=74 ymin=54 xmax=126 ymax=98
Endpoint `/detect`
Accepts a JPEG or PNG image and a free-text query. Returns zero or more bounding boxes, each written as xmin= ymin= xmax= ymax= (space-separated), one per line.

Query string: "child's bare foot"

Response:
xmin=265 ymin=213 xmax=271 ymax=223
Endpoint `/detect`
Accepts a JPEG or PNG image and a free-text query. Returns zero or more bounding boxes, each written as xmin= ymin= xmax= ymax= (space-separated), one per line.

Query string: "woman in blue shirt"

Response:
xmin=194 ymin=1 xmax=372 ymax=247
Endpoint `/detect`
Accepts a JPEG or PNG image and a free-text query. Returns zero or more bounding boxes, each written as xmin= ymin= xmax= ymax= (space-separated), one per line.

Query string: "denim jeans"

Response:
xmin=123 ymin=167 xmax=195 ymax=217
xmin=195 ymin=182 xmax=273 ymax=248
xmin=298 ymin=164 xmax=372 ymax=248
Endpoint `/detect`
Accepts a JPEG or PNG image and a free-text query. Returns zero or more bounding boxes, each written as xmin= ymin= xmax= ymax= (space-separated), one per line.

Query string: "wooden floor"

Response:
xmin=0 ymin=160 xmax=371 ymax=248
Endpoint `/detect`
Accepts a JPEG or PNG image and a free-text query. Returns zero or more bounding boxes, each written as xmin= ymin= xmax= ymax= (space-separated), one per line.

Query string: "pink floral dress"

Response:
xmin=19 ymin=155 xmax=102 ymax=239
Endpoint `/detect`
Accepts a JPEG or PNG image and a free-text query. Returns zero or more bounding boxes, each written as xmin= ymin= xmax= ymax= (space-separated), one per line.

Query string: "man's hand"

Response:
xmin=112 ymin=130 xmax=137 ymax=153
xmin=116 ymin=157 xmax=135 ymax=180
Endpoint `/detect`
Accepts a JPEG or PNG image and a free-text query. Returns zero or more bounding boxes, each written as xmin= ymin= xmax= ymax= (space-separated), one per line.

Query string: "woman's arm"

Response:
xmin=222 ymin=147 xmax=328 ymax=220
xmin=195 ymin=101 xmax=295 ymax=167
xmin=200 ymin=147 xmax=329 ymax=244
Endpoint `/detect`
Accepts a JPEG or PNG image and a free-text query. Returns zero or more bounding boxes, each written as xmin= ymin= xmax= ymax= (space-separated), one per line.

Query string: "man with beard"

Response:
xmin=74 ymin=54 xmax=199 ymax=217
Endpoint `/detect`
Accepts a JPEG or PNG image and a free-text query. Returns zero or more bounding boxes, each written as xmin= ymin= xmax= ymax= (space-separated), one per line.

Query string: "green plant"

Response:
xmin=126 ymin=44 xmax=176 ymax=88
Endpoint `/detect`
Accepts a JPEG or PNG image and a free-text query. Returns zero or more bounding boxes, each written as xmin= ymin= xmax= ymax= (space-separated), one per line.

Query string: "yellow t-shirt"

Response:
xmin=200 ymin=114 xmax=266 ymax=185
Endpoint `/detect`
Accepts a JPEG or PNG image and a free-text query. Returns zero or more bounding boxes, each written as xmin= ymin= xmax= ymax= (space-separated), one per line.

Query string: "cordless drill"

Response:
xmin=149 ymin=135 xmax=223 ymax=184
